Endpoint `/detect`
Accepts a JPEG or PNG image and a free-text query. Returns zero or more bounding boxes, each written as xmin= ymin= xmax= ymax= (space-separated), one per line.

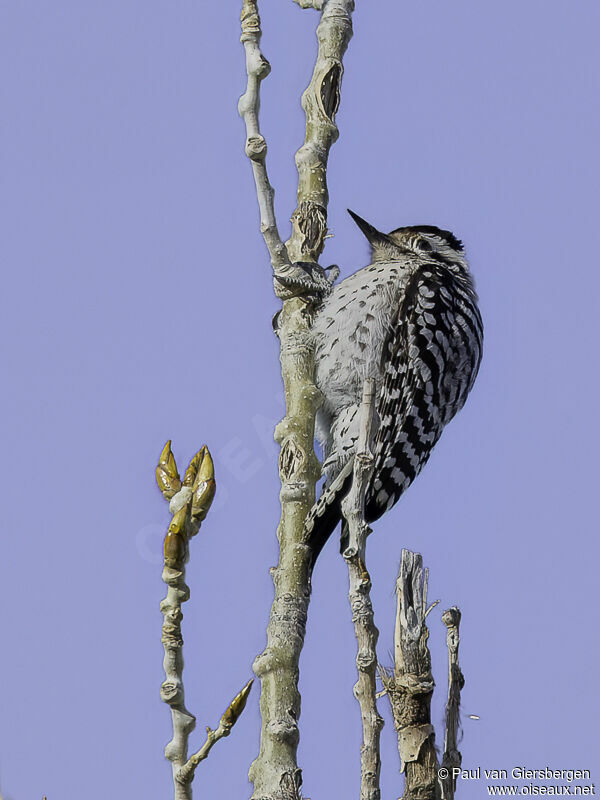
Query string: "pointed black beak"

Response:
xmin=347 ymin=209 xmax=390 ymax=247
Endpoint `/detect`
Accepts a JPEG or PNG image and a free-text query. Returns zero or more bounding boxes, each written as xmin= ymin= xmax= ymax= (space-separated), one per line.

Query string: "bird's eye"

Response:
xmin=416 ymin=238 xmax=432 ymax=252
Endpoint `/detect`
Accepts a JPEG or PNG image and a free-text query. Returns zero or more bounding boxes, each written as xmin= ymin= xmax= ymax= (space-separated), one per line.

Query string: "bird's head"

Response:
xmin=348 ymin=209 xmax=466 ymax=267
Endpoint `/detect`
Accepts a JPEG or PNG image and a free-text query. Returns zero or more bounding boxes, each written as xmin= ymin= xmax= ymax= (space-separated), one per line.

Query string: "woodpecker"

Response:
xmin=304 ymin=210 xmax=483 ymax=561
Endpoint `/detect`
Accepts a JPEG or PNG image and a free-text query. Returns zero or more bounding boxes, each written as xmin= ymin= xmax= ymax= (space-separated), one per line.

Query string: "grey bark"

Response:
xmin=239 ymin=2 xmax=355 ymax=798
xmin=382 ymin=551 xmax=438 ymax=800
xmin=341 ymin=379 xmax=384 ymax=800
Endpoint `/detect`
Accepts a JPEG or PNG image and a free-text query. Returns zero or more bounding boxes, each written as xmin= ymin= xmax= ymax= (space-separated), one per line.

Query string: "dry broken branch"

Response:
xmin=382 ymin=551 xmax=438 ymax=800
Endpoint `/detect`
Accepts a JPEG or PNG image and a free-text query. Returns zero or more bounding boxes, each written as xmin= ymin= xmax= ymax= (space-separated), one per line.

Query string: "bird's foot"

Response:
xmin=274 ymin=261 xmax=339 ymax=299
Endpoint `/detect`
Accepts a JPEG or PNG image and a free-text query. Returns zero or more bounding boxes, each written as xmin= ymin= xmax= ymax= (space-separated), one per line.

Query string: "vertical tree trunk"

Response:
xmin=248 ymin=296 xmax=322 ymax=799
xmin=240 ymin=2 xmax=355 ymax=798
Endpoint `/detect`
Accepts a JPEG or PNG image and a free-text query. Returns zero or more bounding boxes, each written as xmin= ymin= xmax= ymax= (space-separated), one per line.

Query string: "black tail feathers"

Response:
xmin=303 ymin=460 xmax=355 ymax=566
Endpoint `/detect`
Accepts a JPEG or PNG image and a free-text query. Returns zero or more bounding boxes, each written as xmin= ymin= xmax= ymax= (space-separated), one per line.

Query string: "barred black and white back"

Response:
xmin=304 ymin=211 xmax=483 ymax=562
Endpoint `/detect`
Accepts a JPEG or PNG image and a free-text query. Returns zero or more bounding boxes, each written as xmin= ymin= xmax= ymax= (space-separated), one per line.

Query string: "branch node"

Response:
xmin=246 ymin=134 xmax=268 ymax=162
xmin=292 ymin=0 xmax=325 ymax=9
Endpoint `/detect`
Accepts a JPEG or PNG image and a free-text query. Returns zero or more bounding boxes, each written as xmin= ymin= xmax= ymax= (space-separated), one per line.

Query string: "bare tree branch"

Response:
xmin=240 ymin=2 xmax=355 ymax=798
xmin=156 ymin=443 xmax=250 ymax=798
xmin=239 ymin=0 xmax=332 ymax=297
xmin=286 ymin=0 xmax=355 ymax=265
xmin=239 ymin=1 xmax=289 ymax=278
xmin=341 ymin=379 xmax=384 ymax=800
xmin=440 ymin=608 xmax=464 ymax=800
xmin=176 ymin=680 xmax=254 ymax=786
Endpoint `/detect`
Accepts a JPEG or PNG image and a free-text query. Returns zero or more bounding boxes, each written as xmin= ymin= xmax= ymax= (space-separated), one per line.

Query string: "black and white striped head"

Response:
xmin=348 ymin=209 xmax=467 ymax=268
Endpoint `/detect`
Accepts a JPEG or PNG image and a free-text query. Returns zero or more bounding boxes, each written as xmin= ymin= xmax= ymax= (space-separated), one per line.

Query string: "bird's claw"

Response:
xmin=274 ymin=262 xmax=339 ymax=299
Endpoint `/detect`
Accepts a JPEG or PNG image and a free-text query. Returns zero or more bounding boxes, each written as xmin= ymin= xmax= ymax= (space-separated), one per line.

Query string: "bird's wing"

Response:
xmin=367 ymin=261 xmax=482 ymax=520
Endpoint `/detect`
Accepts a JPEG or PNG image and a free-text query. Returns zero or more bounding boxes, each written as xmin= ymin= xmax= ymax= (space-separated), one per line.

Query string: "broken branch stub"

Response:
xmin=382 ymin=550 xmax=438 ymax=800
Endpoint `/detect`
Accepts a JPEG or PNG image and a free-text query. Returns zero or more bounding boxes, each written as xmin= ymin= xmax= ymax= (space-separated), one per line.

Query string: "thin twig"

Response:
xmin=424 ymin=599 xmax=441 ymax=618
xmin=239 ymin=0 xmax=318 ymax=294
xmin=157 ymin=443 xmax=251 ymax=798
xmin=341 ymin=379 xmax=384 ymax=800
xmin=177 ymin=721 xmax=231 ymax=785
xmin=176 ymin=679 xmax=254 ymax=786
xmin=161 ymin=557 xmax=197 ymax=800
xmin=440 ymin=608 xmax=464 ymax=800
xmin=238 ymin=1 xmax=287 ymax=272
xmin=157 ymin=443 xmax=215 ymax=800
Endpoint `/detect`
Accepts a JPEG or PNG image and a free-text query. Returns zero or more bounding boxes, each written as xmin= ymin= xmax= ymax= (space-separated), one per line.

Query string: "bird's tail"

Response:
xmin=303 ymin=459 xmax=355 ymax=565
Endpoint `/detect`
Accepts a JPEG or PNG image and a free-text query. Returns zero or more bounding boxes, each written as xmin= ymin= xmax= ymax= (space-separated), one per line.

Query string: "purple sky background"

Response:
xmin=1 ymin=1 xmax=599 ymax=798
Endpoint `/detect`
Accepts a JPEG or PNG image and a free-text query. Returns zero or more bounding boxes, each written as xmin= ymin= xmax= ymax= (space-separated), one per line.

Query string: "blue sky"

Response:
xmin=1 ymin=2 xmax=599 ymax=798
